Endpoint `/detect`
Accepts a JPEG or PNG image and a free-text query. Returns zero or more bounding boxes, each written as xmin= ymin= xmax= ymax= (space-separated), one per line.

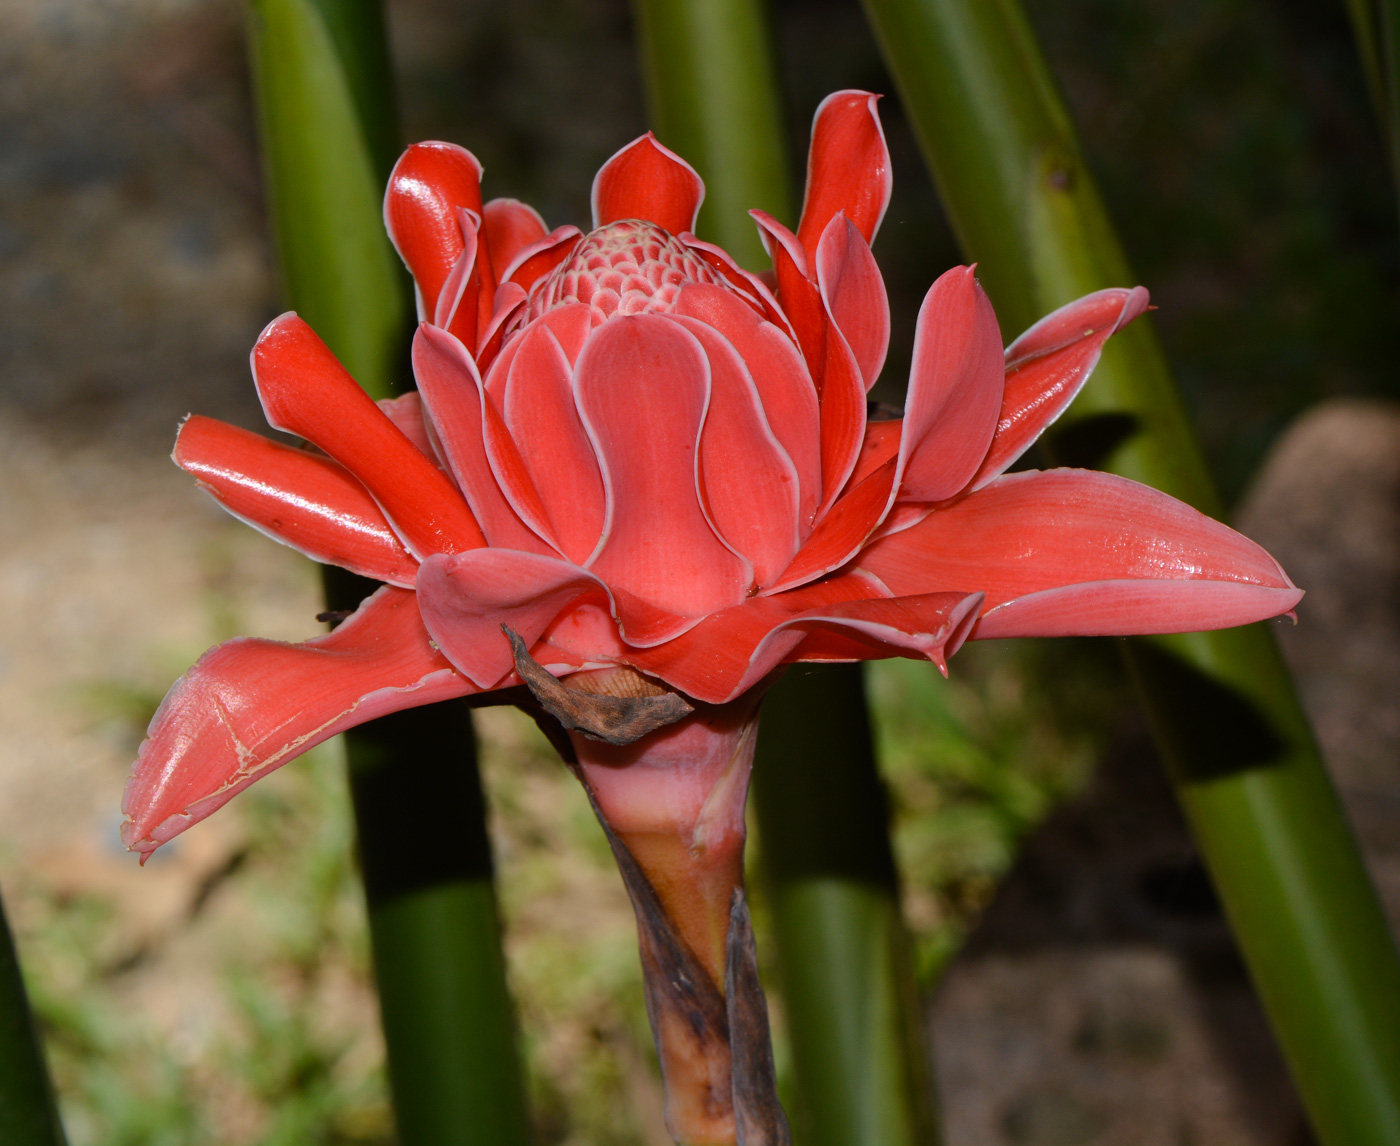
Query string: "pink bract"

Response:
xmin=122 ymin=89 xmax=1301 ymax=861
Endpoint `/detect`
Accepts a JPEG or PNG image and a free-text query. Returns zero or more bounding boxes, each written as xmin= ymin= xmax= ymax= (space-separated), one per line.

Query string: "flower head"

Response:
xmin=122 ymin=89 xmax=1300 ymax=860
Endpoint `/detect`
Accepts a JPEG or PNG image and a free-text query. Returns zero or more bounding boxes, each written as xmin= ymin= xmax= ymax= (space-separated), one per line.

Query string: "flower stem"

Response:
xmin=246 ymin=4 xmax=530 ymax=1142
xmin=0 ymin=889 xmax=66 ymax=1146
xmin=630 ymin=3 xmax=942 ymax=1140
xmin=566 ymin=692 xmax=778 ymax=1146
xmin=861 ymin=0 xmax=1400 ymax=1141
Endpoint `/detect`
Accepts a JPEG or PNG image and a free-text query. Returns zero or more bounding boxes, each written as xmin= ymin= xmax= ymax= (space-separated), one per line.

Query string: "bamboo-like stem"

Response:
xmin=1345 ymin=0 xmax=1388 ymax=132
xmin=0 ymin=889 xmax=66 ymax=1146
xmin=860 ymin=1 xmax=1400 ymax=1142
xmin=1379 ymin=0 xmax=1400 ymax=207
xmin=752 ymin=667 xmax=939 ymax=1146
xmin=246 ymin=5 xmax=530 ymax=1143
xmin=631 ymin=2 xmax=941 ymax=1140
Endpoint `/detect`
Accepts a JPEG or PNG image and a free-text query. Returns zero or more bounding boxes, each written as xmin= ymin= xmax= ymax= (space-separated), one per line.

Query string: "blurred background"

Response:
xmin=1 ymin=0 xmax=1398 ymax=1142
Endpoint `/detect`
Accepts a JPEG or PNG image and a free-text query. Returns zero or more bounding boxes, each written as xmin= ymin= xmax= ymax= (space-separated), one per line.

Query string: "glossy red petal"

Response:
xmin=815 ymin=213 xmax=889 ymax=391
xmin=500 ymin=225 xmax=583 ymax=293
xmin=670 ymin=316 xmax=801 ymax=588
xmin=433 ymin=208 xmax=482 ymax=349
xmin=411 ymin=325 xmax=557 ymax=554
xmin=122 ymin=587 xmax=475 ymax=860
xmin=502 ymin=317 xmax=606 ymax=564
xmin=417 ymin=549 xmax=613 ymax=687
xmin=591 ymin=133 xmax=704 ymax=236
xmin=783 ymin=591 xmax=984 ymax=675
xmin=768 ymin=456 xmax=896 ymax=592
xmin=750 ymin=209 xmax=824 ymax=377
xmin=252 ymin=314 xmax=485 ymax=556
xmin=796 ymin=91 xmax=892 ymax=261
xmin=896 ymin=266 xmax=1004 ymax=502
xmin=860 ymin=469 xmax=1301 ymax=630
xmin=815 ymin=305 xmax=869 ymax=513
xmin=574 ymin=315 xmax=752 ymax=616
xmin=973 ymin=579 xmax=1303 ymax=640
xmin=750 ymin=212 xmax=866 ymax=511
xmin=384 ymin=142 xmax=484 ymax=318
xmin=673 ymin=283 xmax=820 ymax=530
xmin=625 ymin=578 xmax=979 ymax=702
xmin=174 ymin=416 xmax=419 ymax=587
xmin=623 ymin=573 xmax=877 ymax=701
xmin=482 ymin=197 xmax=548 ymax=275
xmin=969 ymin=287 xmax=1151 ymax=490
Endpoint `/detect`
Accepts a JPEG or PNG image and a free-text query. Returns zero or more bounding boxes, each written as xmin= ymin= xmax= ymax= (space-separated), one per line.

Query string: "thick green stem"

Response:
xmin=1346 ymin=0 xmax=1400 ymax=212
xmin=247 ymin=4 xmax=530 ymax=1142
xmin=1380 ymin=0 xmax=1400 ymax=211
xmin=753 ymin=667 xmax=939 ymax=1146
xmin=340 ymin=681 xmax=530 ymax=1146
xmin=630 ymin=2 xmax=941 ymax=1140
xmin=0 ymin=889 xmax=66 ymax=1146
xmin=861 ymin=1 xmax=1400 ymax=1142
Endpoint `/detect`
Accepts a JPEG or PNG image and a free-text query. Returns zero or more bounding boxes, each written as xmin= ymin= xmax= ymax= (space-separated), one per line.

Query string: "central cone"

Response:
xmin=526 ymin=219 xmax=729 ymax=325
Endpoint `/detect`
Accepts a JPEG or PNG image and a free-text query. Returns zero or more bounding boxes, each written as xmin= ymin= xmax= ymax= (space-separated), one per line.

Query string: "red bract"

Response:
xmin=123 ymin=89 xmax=1301 ymax=1143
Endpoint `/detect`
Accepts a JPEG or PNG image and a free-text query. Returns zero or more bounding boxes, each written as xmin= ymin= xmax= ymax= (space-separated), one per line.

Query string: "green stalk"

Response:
xmin=1346 ymin=0 xmax=1400 ymax=207
xmin=1380 ymin=0 xmax=1400 ymax=206
xmin=247 ymin=5 xmax=530 ymax=1143
xmin=1345 ymin=0 xmax=1388 ymax=132
xmin=753 ymin=667 xmax=939 ymax=1146
xmin=861 ymin=1 xmax=1400 ymax=1143
xmin=631 ymin=5 xmax=940 ymax=1138
xmin=0 ymin=890 xmax=66 ymax=1146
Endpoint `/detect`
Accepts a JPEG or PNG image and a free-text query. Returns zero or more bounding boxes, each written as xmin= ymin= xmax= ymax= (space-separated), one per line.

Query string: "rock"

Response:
xmin=1235 ymin=398 xmax=1400 ymax=927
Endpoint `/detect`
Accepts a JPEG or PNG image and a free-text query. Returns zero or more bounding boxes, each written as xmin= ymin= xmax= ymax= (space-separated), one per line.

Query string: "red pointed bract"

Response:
xmin=672 ymin=316 xmax=801 ymax=589
xmin=121 ymin=588 xmax=475 ymax=860
xmin=970 ymin=286 xmax=1151 ymax=490
xmin=974 ymin=579 xmax=1304 ymax=640
xmin=417 ymin=549 xmax=616 ymax=687
xmin=770 ymin=457 xmax=896 ymax=592
xmin=796 ymin=90 xmax=892 ymax=260
xmin=411 ymin=325 xmax=557 ymax=555
xmin=482 ymin=197 xmax=549 ymax=273
xmin=896 ymin=266 xmax=1005 ymax=502
xmin=174 ymin=416 xmax=420 ymax=588
xmin=625 ymin=575 xmax=980 ymax=703
xmin=751 ymin=210 xmax=825 ymax=379
xmin=815 ymin=213 xmax=889 ymax=392
xmin=252 ymin=315 xmax=486 ymax=557
xmin=433 ymin=208 xmax=485 ymax=349
xmin=815 ymin=307 xmax=869 ymax=512
xmin=591 ymin=133 xmax=704 ymax=237
xmin=574 ymin=315 xmax=752 ymax=618
xmin=384 ymin=142 xmax=484 ymax=318
xmin=674 ymin=284 xmax=821 ymax=530
xmin=860 ymin=469 xmax=1301 ymax=632
xmin=501 ymin=316 xmax=606 ymax=564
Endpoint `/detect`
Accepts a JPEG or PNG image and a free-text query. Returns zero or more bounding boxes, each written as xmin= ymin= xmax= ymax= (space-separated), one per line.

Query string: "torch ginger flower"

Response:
xmin=123 ymin=91 xmax=1301 ymax=1145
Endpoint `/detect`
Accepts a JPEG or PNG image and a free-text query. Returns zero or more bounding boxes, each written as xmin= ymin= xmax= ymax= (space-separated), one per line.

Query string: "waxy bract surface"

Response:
xmin=123 ymin=89 xmax=1301 ymax=859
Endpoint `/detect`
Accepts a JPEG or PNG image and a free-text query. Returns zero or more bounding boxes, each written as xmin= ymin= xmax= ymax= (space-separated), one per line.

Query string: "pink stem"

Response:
xmin=569 ymin=692 xmax=764 ymax=1146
